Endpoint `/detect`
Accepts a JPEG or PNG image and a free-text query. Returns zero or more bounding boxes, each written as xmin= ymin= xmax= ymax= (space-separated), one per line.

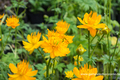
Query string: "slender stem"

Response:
xmin=88 ymin=31 xmax=90 ymax=66
xmin=37 ymin=48 xmax=47 ymax=64
xmin=90 ymin=34 xmax=97 ymax=43
xmin=90 ymin=34 xmax=104 ymax=59
xmin=47 ymin=58 xmax=51 ymax=80
xmin=52 ymin=58 xmax=55 ymax=74
xmin=77 ymin=54 xmax=79 ymax=67
xmin=0 ymin=14 xmax=7 ymax=55
xmin=15 ymin=28 xmax=17 ymax=58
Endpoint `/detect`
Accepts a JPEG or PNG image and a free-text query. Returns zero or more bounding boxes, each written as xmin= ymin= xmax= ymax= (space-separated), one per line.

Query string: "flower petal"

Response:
xmin=92 ymin=76 xmax=104 ymax=80
xmin=72 ymin=78 xmax=83 ymax=80
xmin=26 ymin=70 xmax=38 ymax=76
xmin=88 ymin=28 xmax=96 ymax=37
xmin=9 ymin=63 xmax=18 ymax=73
xmin=94 ymin=23 xmax=105 ymax=28
xmin=77 ymin=17 xmax=85 ymax=24
xmin=94 ymin=15 xmax=101 ymax=25
xmin=8 ymin=73 xmax=19 ymax=78
xmin=77 ymin=25 xmax=89 ymax=29
xmin=73 ymin=67 xmax=81 ymax=78
xmin=83 ymin=13 xmax=89 ymax=23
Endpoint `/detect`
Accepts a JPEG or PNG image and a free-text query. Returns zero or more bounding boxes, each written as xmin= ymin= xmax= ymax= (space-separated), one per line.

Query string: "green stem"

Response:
xmin=15 ymin=28 xmax=17 ymax=58
xmin=37 ymin=48 xmax=47 ymax=64
xmin=90 ymin=34 xmax=104 ymax=59
xmin=88 ymin=31 xmax=90 ymax=66
xmin=77 ymin=54 xmax=79 ymax=67
xmin=47 ymin=58 xmax=51 ymax=80
xmin=0 ymin=14 xmax=7 ymax=56
xmin=52 ymin=58 xmax=55 ymax=74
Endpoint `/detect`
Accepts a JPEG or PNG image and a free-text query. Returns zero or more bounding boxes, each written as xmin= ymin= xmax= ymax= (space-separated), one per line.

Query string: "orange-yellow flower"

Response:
xmin=77 ymin=11 xmax=105 ymax=37
xmin=40 ymin=36 xmax=70 ymax=58
xmin=56 ymin=20 xmax=70 ymax=34
xmin=22 ymin=32 xmax=42 ymax=54
xmin=0 ymin=14 xmax=4 ymax=19
xmin=72 ymin=63 xmax=103 ymax=80
xmin=65 ymin=71 xmax=74 ymax=79
xmin=47 ymin=29 xmax=74 ymax=44
xmin=8 ymin=60 xmax=38 ymax=80
xmin=0 ymin=39 xmax=1 ymax=41
xmin=6 ymin=16 xmax=20 ymax=29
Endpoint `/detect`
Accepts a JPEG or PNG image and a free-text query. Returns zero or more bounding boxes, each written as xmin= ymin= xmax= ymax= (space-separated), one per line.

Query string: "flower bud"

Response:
xmin=44 ymin=15 xmax=49 ymax=19
xmin=76 ymin=44 xmax=86 ymax=55
xmin=102 ymin=26 xmax=110 ymax=34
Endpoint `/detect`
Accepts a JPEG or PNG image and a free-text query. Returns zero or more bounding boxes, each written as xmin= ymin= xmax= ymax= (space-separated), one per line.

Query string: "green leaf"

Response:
xmin=54 ymin=63 xmax=66 ymax=72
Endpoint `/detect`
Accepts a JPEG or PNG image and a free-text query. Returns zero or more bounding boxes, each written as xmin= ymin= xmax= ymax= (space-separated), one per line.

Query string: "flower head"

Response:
xmin=72 ymin=63 xmax=103 ymax=80
xmin=40 ymin=29 xmax=70 ymax=58
xmin=0 ymin=39 xmax=1 ymax=41
xmin=22 ymin=32 xmax=42 ymax=54
xmin=77 ymin=11 xmax=105 ymax=37
xmin=56 ymin=20 xmax=70 ymax=34
xmin=65 ymin=71 xmax=74 ymax=79
xmin=6 ymin=16 xmax=20 ymax=29
xmin=8 ymin=60 xmax=38 ymax=80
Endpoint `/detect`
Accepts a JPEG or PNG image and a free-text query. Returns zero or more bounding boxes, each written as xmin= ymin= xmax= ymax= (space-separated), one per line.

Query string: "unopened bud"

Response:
xmin=102 ymin=26 xmax=110 ymax=34
xmin=76 ymin=44 xmax=86 ymax=55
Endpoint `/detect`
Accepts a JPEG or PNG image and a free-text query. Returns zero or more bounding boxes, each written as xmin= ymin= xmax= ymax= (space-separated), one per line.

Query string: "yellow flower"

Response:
xmin=6 ymin=16 xmax=20 ymax=29
xmin=0 ymin=14 xmax=4 ymax=19
xmin=76 ymin=44 xmax=86 ymax=55
xmin=47 ymin=29 xmax=74 ymax=44
xmin=56 ymin=20 xmax=70 ymax=34
xmin=65 ymin=71 xmax=74 ymax=79
xmin=22 ymin=32 xmax=42 ymax=54
xmin=72 ymin=63 xmax=103 ymax=80
xmin=77 ymin=11 xmax=105 ymax=37
xmin=0 ymin=39 xmax=1 ymax=41
xmin=40 ymin=36 xmax=70 ymax=58
xmin=8 ymin=60 xmax=38 ymax=80
xmin=110 ymin=36 xmax=117 ymax=46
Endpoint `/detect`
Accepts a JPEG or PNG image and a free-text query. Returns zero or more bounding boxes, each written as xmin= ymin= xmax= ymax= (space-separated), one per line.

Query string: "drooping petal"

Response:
xmin=9 ymin=63 xmax=18 ymax=73
xmin=88 ymin=28 xmax=97 ymax=37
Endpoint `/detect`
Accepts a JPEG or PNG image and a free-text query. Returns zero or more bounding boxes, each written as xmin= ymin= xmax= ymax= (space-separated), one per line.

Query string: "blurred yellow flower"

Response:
xmin=74 ymin=61 xmax=80 ymax=66
xmin=22 ymin=32 xmax=42 ymax=54
xmin=110 ymin=36 xmax=117 ymax=46
xmin=0 ymin=39 xmax=1 ymax=41
xmin=6 ymin=16 xmax=20 ymax=29
xmin=73 ymin=55 xmax=84 ymax=61
xmin=65 ymin=71 xmax=74 ymax=79
xmin=76 ymin=44 xmax=86 ymax=55
xmin=56 ymin=20 xmax=70 ymax=34
xmin=8 ymin=60 xmax=38 ymax=80
xmin=0 ymin=14 xmax=4 ymax=19
xmin=77 ymin=11 xmax=105 ymax=37
xmin=72 ymin=63 xmax=103 ymax=80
